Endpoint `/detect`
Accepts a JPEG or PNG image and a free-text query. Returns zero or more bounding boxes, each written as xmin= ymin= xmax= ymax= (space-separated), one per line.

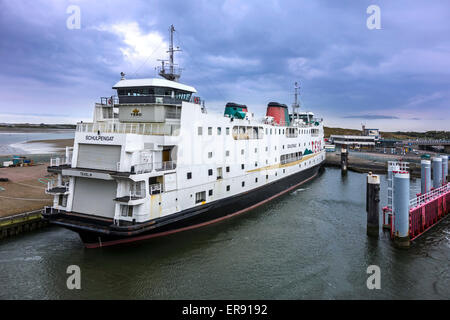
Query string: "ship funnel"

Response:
xmin=266 ymin=102 xmax=290 ymax=126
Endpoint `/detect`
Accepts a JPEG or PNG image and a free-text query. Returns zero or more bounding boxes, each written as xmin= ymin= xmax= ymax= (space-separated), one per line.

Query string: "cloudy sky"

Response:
xmin=0 ymin=0 xmax=449 ymax=131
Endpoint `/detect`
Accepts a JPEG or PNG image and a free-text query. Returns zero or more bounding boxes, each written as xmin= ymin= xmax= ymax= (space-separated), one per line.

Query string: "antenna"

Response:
xmin=292 ymin=81 xmax=300 ymax=122
xmin=158 ymin=24 xmax=182 ymax=81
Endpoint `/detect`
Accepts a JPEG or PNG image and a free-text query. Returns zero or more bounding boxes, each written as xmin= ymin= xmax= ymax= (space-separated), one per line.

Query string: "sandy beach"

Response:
xmin=0 ymin=137 xmax=74 ymax=217
xmin=0 ymin=164 xmax=55 ymax=217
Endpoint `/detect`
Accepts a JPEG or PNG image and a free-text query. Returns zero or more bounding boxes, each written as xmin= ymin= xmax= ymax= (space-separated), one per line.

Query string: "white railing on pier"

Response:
xmin=410 ymin=183 xmax=450 ymax=208
xmin=388 ymin=161 xmax=409 ymax=172
xmin=76 ymin=122 xmax=180 ymax=136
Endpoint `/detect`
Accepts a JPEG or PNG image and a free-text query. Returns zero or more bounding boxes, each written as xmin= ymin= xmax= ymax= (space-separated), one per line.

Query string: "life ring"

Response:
xmin=107 ymin=98 xmax=112 ymax=105
xmin=194 ymin=97 xmax=200 ymax=104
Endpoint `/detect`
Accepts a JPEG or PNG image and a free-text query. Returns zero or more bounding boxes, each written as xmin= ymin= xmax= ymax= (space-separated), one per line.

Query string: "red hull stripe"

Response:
xmin=85 ymin=171 xmax=319 ymax=248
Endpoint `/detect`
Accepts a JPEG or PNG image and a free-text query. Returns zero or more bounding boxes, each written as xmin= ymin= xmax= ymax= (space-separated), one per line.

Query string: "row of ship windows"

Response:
xmin=187 ymin=153 xmax=317 ymax=181
xmin=193 ymin=157 xmax=323 ymax=204
xmin=207 ymin=143 xmax=312 ymax=159
xmin=198 ymin=126 xmax=316 ymax=137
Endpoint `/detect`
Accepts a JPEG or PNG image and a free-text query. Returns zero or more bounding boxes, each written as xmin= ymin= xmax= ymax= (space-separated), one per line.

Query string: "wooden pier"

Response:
xmin=0 ymin=209 xmax=47 ymax=239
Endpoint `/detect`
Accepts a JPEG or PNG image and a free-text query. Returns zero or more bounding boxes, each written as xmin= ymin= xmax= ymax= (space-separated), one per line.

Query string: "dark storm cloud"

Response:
xmin=0 ymin=0 xmax=449 ymax=130
xmin=343 ymin=115 xmax=400 ymax=120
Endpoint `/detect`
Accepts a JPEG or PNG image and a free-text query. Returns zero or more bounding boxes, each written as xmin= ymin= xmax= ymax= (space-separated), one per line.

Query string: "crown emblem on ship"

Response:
xmin=131 ymin=108 xmax=142 ymax=117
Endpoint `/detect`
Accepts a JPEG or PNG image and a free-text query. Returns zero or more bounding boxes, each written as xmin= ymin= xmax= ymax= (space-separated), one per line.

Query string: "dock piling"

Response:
xmin=432 ymin=157 xmax=442 ymax=188
xmin=393 ymin=171 xmax=410 ymax=248
xmin=421 ymin=160 xmax=431 ymax=194
xmin=341 ymin=147 xmax=348 ymax=172
xmin=441 ymin=155 xmax=448 ymax=183
xmin=366 ymin=172 xmax=380 ymax=237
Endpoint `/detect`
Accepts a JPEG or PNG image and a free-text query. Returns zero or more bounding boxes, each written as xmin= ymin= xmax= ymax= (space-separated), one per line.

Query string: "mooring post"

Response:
xmin=421 ymin=160 xmax=431 ymax=194
xmin=432 ymin=157 xmax=442 ymax=188
xmin=441 ymin=155 xmax=448 ymax=184
xmin=366 ymin=172 xmax=380 ymax=237
xmin=393 ymin=171 xmax=410 ymax=248
xmin=341 ymin=146 xmax=348 ymax=172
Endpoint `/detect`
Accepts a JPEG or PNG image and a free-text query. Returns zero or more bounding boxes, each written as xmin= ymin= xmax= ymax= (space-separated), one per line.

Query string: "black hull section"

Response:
xmin=44 ymin=163 xmax=322 ymax=248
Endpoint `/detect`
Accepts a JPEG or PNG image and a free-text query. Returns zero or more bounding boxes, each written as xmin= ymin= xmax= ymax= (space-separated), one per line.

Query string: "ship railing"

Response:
xmin=46 ymin=180 xmax=70 ymax=192
xmin=410 ymin=183 xmax=450 ymax=208
xmin=76 ymin=122 xmax=180 ymax=136
xmin=50 ymin=156 xmax=71 ymax=167
xmin=43 ymin=206 xmax=58 ymax=215
xmin=132 ymin=163 xmax=153 ymax=174
xmin=99 ymin=96 xmax=119 ymax=106
xmin=154 ymin=161 xmax=177 ymax=171
xmin=149 ymin=183 xmax=162 ymax=195
xmin=65 ymin=147 xmax=73 ymax=165
xmin=129 ymin=161 xmax=176 ymax=174
xmin=129 ymin=189 xmax=145 ymax=200
xmin=262 ymin=119 xmax=322 ymax=128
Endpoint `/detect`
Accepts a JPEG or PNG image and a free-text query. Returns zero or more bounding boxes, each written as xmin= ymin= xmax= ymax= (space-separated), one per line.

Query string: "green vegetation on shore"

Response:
xmin=0 ymin=123 xmax=76 ymax=130
xmin=324 ymin=127 xmax=450 ymax=140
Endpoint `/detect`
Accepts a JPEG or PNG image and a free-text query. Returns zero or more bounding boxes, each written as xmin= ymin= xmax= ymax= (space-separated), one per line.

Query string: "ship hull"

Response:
xmin=44 ymin=163 xmax=323 ymax=248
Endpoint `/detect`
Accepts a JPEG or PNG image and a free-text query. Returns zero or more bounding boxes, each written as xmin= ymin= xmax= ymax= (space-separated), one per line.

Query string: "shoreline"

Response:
xmin=0 ymin=127 xmax=74 ymax=133
xmin=0 ymin=138 xmax=74 ymax=157
xmin=323 ymin=151 xmax=450 ymax=177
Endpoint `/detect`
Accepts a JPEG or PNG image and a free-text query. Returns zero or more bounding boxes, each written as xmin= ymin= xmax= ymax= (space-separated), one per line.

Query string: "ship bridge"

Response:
xmin=81 ymin=77 xmax=203 ymax=136
xmin=112 ymin=78 xmax=196 ymax=105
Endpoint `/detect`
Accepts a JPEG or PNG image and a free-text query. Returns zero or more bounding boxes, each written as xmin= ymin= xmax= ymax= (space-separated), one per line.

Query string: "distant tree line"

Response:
xmin=324 ymin=127 xmax=449 ymax=140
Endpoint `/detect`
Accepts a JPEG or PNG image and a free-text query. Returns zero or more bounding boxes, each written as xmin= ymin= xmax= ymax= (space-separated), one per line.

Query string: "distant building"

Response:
xmin=362 ymin=125 xmax=380 ymax=140
xmin=329 ymin=135 xmax=376 ymax=149
xmin=328 ymin=124 xmax=381 ymax=150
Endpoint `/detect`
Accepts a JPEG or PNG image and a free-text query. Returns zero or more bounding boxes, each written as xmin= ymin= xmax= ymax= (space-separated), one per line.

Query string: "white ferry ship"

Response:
xmin=43 ymin=25 xmax=326 ymax=248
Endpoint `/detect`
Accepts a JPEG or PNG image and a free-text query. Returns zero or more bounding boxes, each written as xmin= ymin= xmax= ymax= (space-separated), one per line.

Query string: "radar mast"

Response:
xmin=157 ymin=24 xmax=182 ymax=82
xmin=292 ymin=82 xmax=301 ymax=122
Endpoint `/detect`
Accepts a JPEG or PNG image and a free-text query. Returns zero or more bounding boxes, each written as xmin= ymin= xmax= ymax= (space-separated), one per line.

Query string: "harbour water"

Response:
xmin=0 ymin=131 xmax=75 ymax=156
xmin=0 ymin=167 xmax=448 ymax=299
